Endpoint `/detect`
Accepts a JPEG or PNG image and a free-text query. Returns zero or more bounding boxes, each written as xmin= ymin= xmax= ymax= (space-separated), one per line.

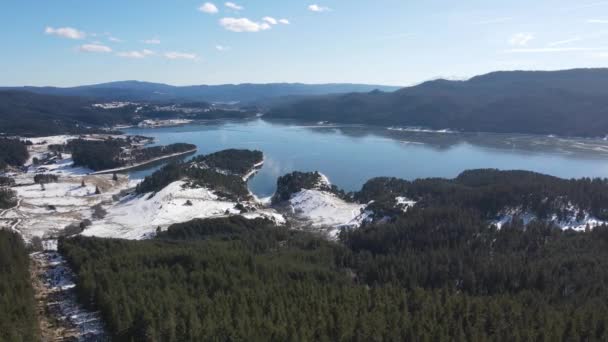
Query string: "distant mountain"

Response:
xmin=266 ymin=69 xmax=608 ymax=137
xmin=1 ymin=81 xmax=401 ymax=103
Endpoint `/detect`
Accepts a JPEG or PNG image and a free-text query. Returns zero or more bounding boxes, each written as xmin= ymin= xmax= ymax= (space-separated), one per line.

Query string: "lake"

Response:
xmin=125 ymin=119 xmax=608 ymax=197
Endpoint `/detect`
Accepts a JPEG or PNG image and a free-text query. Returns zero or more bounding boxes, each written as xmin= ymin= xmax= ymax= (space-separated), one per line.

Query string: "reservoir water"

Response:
xmin=125 ymin=119 xmax=608 ymax=197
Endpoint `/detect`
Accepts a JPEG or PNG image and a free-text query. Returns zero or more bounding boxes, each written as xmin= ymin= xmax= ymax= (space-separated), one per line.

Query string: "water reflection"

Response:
xmin=125 ymin=119 xmax=608 ymax=196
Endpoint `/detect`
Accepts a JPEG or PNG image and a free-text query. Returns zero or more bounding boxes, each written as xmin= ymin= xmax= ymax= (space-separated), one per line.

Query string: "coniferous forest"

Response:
xmin=67 ymin=139 xmax=196 ymax=171
xmin=0 ymin=230 xmax=38 ymax=342
xmin=60 ymin=209 xmax=608 ymax=341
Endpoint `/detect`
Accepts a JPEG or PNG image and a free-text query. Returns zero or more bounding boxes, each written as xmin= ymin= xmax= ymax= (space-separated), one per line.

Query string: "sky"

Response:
xmin=2 ymin=0 xmax=608 ymax=87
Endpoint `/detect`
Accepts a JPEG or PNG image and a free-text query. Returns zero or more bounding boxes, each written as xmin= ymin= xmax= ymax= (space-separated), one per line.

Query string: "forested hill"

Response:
xmin=356 ymin=169 xmax=608 ymax=222
xmin=2 ymin=82 xmax=401 ymax=103
xmin=0 ymin=90 xmax=133 ymax=135
xmin=266 ymin=68 xmax=608 ymax=137
xmin=60 ymin=212 xmax=608 ymax=340
xmin=135 ymin=149 xmax=263 ymax=200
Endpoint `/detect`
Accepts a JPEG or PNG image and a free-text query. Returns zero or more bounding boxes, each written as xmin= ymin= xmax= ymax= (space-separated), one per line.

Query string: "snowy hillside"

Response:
xmin=84 ymin=180 xmax=284 ymax=240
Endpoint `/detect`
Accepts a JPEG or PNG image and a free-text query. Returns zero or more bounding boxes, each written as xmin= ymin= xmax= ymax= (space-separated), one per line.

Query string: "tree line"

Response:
xmin=66 ymin=139 xmax=196 ymax=171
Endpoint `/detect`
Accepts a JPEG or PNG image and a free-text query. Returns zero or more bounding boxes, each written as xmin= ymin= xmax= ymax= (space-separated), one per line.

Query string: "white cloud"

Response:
xmin=45 ymin=26 xmax=86 ymax=40
xmin=216 ymin=45 xmax=230 ymax=51
xmin=219 ymin=17 xmax=272 ymax=32
xmin=263 ymin=17 xmax=278 ymax=25
xmin=308 ymin=4 xmax=330 ymax=12
xmin=199 ymin=2 xmax=219 ymax=14
xmin=79 ymin=44 xmax=112 ymax=53
xmin=142 ymin=38 xmax=161 ymax=44
xmin=108 ymin=37 xmax=124 ymax=43
xmin=587 ymin=19 xmax=608 ymax=24
xmin=548 ymin=37 xmax=583 ymax=47
xmin=508 ymin=33 xmax=534 ymax=46
xmin=225 ymin=2 xmax=243 ymax=10
xmin=116 ymin=49 xmax=154 ymax=58
xmin=279 ymin=19 xmax=290 ymax=25
xmin=592 ymin=52 xmax=608 ymax=57
xmin=164 ymin=51 xmax=198 ymax=60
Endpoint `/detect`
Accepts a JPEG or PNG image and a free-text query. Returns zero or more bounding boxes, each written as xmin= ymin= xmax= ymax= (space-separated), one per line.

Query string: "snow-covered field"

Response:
xmin=27 ymin=154 xmax=92 ymax=176
xmin=4 ymin=173 xmax=135 ymax=240
xmin=0 ymin=135 xmax=148 ymax=240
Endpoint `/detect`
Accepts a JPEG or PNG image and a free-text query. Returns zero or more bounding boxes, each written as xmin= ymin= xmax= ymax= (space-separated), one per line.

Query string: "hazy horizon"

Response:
xmin=5 ymin=66 xmax=608 ymax=89
xmin=3 ymin=0 xmax=608 ymax=87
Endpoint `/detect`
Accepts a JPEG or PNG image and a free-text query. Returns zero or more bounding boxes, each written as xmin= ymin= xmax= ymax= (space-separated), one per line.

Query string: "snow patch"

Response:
xmin=492 ymin=208 xmax=608 ymax=231
xmin=395 ymin=196 xmax=417 ymax=212
xmin=92 ymin=102 xmax=134 ymax=109
xmin=288 ymin=189 xmax=370 ymax=239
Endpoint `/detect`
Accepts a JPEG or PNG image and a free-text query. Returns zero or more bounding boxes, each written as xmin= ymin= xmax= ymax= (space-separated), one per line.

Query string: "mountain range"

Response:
xmin=0 ymin=81 xmax=401 ymax=103
xmin=267 ymin=68 xmax=608 ymax=137
xmin=3 ymin=68 xmax=608 ymax=137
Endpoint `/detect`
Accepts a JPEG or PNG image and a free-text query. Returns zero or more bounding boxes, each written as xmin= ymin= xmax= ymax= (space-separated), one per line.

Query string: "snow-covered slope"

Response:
xmin=84 ymin=180 xmax=284 ymax=240
xmin=493 ymin=208 xmax=608 ymax=231
xmin=271 ymin=171 xmax=373 ymax=239
xmin=288 ymin=189 xmax=371 ymax=239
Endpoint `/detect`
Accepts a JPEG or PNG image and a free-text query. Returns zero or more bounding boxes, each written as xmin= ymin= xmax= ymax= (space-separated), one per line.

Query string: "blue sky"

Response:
xmin=2 ymin=0 xmax=608 ymax=86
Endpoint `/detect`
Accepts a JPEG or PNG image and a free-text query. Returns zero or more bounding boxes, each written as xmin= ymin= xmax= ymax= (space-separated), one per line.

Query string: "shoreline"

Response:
xmin=242 ymin=160 xmax=265 ymax=181
xmin=90 ymin=148 xmax=197 ymax=175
